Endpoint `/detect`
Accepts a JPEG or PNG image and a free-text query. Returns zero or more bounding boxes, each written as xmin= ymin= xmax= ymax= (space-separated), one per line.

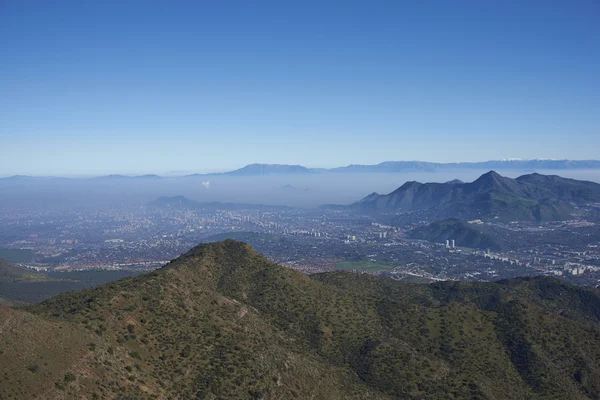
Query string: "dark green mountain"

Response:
xmin=408 ymin=218 xmax=503 ymax=250
xmin=352 ymin=171 xmax=600 ymax=221
xmin=0 ymin=258 xmax=52 ymax=306
xmin=2 ymin=240 xmax=600 ymax=399
xmin=0 ymin=257 xmax=47 ymax=282
xmin=0 ymin=257 xmax=25 ymax=281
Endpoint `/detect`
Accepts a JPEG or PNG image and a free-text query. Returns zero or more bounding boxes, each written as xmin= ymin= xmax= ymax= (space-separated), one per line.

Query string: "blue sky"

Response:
xmin=1 ymin=1 xmax=599 ymax=176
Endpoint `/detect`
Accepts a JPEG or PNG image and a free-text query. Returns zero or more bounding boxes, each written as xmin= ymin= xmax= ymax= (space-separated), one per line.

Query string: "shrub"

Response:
xmin=64 ymin=372 xmax=76 ymax=382
xmin=27 ymin=364 xmax=39 ymax=373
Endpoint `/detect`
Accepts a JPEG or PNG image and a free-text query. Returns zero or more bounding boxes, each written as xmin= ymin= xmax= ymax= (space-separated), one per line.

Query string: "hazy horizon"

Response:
xmin=3 ymin=3 xmax=600 ymax=398
xmin=3 ymin=169 xmax=600 ymax=210
xmin=3 ymin=158 xmax=600 ymax=179
xmin=2 ymin=2 xmax=599 ymax=176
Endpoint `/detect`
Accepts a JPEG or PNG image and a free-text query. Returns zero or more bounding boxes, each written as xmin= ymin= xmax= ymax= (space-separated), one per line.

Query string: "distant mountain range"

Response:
xmin=3 ymin=159 xmax=600 ymax=180
xmin=214 ymin=163 xmax=319 ymax=176
xmin=94 ymin=174 xmax=162 ymax=180
xmin=180 ymin=159 xmax=600 ymax=176
xmin=352 ymin=171 xmax=600 ymax=222
xmin=2 ymin=240 xmax=600 ymax=398
xmin=329 ymin=159 xmax=600 ymax=173
xmin=408 ymin=218 xmax=503 ymax=250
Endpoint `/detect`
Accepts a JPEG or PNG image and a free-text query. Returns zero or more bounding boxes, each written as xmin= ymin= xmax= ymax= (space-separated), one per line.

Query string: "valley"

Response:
xmin=1 ymin=171 xmax=600 ymax=308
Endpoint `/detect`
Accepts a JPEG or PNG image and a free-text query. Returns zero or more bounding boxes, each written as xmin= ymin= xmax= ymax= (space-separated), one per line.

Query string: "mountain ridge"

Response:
xmin=4 ymin=159 xmax=600 ymax=180
xmin=0 ymin=257 xmax=49 ymax=282
xmin=408 ymin=218 xmax=503 ymax=250
xmin=352 ymin=171 xmax=600 ymax=221
xmin=1 ymin=240 xmax=600 ymax=399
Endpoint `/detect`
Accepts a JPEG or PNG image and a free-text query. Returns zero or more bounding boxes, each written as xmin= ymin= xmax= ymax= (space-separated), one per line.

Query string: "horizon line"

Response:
xmin=2 ymin=158 xmax=600 ymax=179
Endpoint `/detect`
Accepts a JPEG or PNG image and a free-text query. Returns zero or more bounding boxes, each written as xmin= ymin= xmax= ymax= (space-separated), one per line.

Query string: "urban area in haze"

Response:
xmin=2 ymin=2 xmax=600 ymax=399
xmin=2 ymin=162 xmax=600 ymax=287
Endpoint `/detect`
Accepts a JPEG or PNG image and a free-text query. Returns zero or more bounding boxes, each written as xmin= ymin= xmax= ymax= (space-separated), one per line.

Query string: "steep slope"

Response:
xmin=352 ymin=171 xmax=600 ymax=221
xmin=516 ymin=173 xmax=600 ymax=201
xmin=0 ymin=257 xmax=48 ymax=282
xmin=18 ymin=241 xmax=385 ymax=399
xmin=0 ymin=258 xmax=25 ymax=281
xmin=408 ymin=218 xmax=503 ymax=250
xmin=0 ymin=258 xmax=47 ymax=305
xmin=0 ymin=258 xmax=139 ymax=306
xmin=0 ymin=306 xmax=135 ymax=399
xmin=2 ymin=240 xmax=599 ymax=399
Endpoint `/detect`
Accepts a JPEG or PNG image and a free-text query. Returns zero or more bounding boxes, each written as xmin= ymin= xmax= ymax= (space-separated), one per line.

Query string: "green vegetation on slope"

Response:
xmin=0 ymin=270 xmax=142 ymax=305
xmin=1 ymin=257 xmax=144 ymax=306
xmin=353 ymin=171 xmax=600 ymax=222
xmin=0 ymin=257 xmax=49 ymax=283
xmin=0 ymin=240 xmax=599 ymax=399
xmin=408 ymin=218 xmax=503 ymax=250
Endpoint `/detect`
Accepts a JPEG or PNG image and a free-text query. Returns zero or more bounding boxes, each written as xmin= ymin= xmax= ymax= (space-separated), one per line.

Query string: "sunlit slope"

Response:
xmin=0 ymin=240 xmax=597 ymax=399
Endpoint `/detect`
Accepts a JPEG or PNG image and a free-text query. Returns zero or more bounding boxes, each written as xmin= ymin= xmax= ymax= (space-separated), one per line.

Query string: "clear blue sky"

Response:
xmin=1 ymin=1 xmax=599 ymax=176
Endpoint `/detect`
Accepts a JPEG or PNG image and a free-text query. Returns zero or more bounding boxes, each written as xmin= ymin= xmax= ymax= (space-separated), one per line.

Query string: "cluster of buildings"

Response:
xmin=2 ymin=200 xmax=599 ymax=286
xmin=553 ymin=263 xmax=600 ymax=276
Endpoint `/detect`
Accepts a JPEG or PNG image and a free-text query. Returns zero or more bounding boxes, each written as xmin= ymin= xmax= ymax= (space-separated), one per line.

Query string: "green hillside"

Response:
xmin=0 ymin=257 xmax=49 ymax=282
xmin=1 ymin=240 xmax=599 ymax=399
xmin=408 ymin=218 xmax=503 ymax=250
xmin=352 ymin=171 xmax=600 ymax=222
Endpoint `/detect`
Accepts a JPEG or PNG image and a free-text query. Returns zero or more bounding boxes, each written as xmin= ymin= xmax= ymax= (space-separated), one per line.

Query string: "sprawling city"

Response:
xmin=2 ymin=186 xmax=599 ymax=287
xmin=3 ymin=2 xmax=600 ymax=399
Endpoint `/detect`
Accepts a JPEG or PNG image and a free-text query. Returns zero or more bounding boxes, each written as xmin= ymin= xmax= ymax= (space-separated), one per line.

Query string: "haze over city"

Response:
xmin=3 ymin=2 xmax=600 ymax=399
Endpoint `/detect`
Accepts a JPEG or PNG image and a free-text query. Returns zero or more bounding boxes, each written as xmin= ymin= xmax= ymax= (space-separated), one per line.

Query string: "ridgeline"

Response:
xmin=1 ymin=240 xmax=599 ymax=399
xmin=352 ymin=171 xmax=600 ymax=222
